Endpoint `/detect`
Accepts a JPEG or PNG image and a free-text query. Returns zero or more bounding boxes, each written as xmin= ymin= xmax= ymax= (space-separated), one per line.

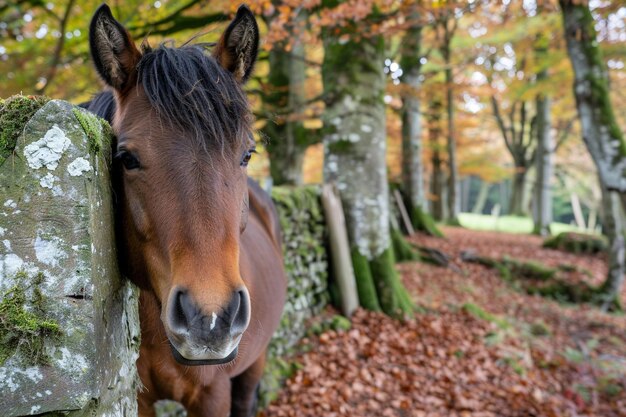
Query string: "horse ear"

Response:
xmin=89 ymin=4 xmax=141 ymax=92
xmin=213 ymin=5 xmax=259 ymax=83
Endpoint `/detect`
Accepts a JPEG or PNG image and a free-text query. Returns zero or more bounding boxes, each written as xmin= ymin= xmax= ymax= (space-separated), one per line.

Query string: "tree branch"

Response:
xmin=554 ymin=117 xmax=576 ymax=152
xmin=35 ymin=0 xmax=75 ymax=95
xmin=491 ymin=96 xmax=514 ymax=155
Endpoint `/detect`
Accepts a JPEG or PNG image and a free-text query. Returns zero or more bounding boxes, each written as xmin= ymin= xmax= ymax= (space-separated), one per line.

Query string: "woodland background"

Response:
xmin=1 ymin=0 xmax=626 ymax=415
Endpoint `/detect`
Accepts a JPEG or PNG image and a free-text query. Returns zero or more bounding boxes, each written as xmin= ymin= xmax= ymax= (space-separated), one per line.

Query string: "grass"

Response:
xmin=457 ymin=213 xmax=590 ymax=235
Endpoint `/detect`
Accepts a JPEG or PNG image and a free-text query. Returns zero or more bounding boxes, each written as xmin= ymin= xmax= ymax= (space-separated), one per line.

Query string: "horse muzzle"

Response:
xmin=165 ymin=286 xmax=250 ymax=365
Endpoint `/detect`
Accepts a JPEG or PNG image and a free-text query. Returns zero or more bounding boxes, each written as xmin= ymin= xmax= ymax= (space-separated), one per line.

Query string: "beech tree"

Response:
xmin=261 ymin=8 xmax=315 ymax=185
xmin=533 ymin=33 xmax=553 ymax=236
xmin=399 ymin=5 xmax=443 ymax=237
xmin=560 ymin=0 xmax=625 ymax=309
xmin=321 ymin=3 xmax=413 ymax=318
xmin=434 ymin=2 xmax=461 ymax=224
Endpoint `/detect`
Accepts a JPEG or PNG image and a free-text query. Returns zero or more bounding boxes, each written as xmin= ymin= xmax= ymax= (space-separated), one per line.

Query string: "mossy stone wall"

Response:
xmin=0 ymin=98 xmax=140 ymax=416
xmin=259 ymin=186 xmax=330 ymax=406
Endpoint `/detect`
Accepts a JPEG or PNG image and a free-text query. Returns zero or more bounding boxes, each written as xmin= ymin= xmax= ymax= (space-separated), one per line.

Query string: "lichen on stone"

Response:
xmin=0 ymin=95 xmax=50 ymax=166
xmin=0 ymin=271 xmax=61 ymax=366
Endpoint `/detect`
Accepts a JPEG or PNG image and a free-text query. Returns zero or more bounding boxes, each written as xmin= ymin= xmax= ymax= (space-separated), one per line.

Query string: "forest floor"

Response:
xmin=261 ymin=227 xmax=626 ymax=417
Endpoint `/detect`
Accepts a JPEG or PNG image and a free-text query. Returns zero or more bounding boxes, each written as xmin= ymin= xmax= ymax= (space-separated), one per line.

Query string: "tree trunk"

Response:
xmin=322 ymin=24 xmax=413 ymax=318
xmin=560 ymin=0 xmax=626 ymax=305
xmin=533 ymin=92 xmax=553 ymax=234
xmin=599 ymin=183 xmax=625 ymax=310
xmin=490 ymin=97 xmax=536 ymax=217
xmin=560 ymin=1 xmax=626 ymax=200
xmin=509 ymin=169 xmax=527 ymax=216
xmin=401 ymin=88 xmax=425 ymax=214
xmin=263 ymin=11 xmax=310 ymax=186
xmin=444 ymin=64 xmax=459 ymax=223
xmin=532 ymin=34 xmax=553 ymax=235
xmin=472 ymin=181 xmax=490 ymax=214
xmin=429 ymin=99 xmax=445 ymax=221
xmin=399 ymin=8 xmax=443 ymax=238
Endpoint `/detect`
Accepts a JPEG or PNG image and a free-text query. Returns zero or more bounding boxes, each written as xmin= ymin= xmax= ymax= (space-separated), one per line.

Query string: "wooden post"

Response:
xmin=321 ymin=184 xmax=359 ymax=316
xmin=393 ymin=189 xmax=415 ymax=235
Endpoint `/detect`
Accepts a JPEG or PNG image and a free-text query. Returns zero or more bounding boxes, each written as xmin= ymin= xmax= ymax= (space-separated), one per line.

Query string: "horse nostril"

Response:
xmin=169 ymin=288 xmax=196 ymax=334
xmin=226 ymin=289 xmax=249 ymax=335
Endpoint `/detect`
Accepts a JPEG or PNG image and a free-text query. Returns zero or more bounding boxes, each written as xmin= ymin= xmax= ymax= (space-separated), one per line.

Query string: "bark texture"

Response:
xmin=532 ymin=33 xmax=554 ymax=235
xmin=599 ymin=185 xmax=625 ymax=310
xmin=399 ymin=7 xmax=442 ymax=237
xmin=262 ymin=10 xmax=312 ymax=186
xmin=560 ymin=0 xmax=626 ymax=306
xmin=533 ymin=66 xmax=553 ymax=235
xmin=322 ymin=23 xmax=412 ymax=317
xmin=560 ymin=0 xmax=626 ymax=194
xmin=428 ymin=98 xmax=445 ymax=221
xmin=443 ymin=52 xmax=459 ymax=223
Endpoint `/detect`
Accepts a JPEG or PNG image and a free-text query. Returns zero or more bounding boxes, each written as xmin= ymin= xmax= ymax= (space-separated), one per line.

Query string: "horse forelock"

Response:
xmin=135 ymin=43 xmax=252 ymax=153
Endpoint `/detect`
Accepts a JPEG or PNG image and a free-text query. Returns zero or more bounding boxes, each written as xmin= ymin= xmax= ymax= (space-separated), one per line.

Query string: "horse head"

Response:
xmin=89 ymin=4 xmax=259 ymax=365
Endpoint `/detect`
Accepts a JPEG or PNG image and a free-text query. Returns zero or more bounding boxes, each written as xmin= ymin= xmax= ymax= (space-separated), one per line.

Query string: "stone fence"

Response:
xmin=0 ymin=96 xmax=330 ymax=415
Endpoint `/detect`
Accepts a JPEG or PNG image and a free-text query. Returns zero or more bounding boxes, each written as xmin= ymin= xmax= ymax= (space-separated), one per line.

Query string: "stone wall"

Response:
xmin=0 ymin=97 xmax=140 ymax=416
xmin=259 ymin=186 xmax=330 ymax=406
xmin=0 ymin=96 xmax=330 ymax=415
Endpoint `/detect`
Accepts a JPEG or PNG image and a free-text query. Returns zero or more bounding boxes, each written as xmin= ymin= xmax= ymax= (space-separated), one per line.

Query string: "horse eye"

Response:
xmin=240 ymin=148 xmax=256 ymax=167
xmin=116 ymin=150 xmax=140 ymax=170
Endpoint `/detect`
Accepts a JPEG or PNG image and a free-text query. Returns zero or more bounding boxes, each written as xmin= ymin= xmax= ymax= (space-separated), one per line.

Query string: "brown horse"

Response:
xmin=84 ymin=5 xmax=286 ymax=416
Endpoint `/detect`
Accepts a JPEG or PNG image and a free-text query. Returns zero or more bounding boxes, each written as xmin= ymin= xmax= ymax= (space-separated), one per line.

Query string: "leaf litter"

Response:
xmin=262 ymin=227 xmax=625 ymax=417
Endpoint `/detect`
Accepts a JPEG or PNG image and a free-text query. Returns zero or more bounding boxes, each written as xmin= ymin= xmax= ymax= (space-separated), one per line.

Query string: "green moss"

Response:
xmin=263 ymin=185 xmax=330 ymax=405
xmin=503 ymin=257 xmax=557 ymax=281
xmin=529 ymin=321 xmax=551 ymax=337
xmin=462 ymin=254 xmax=620 ymax=309
xmin=468 ymin=255 xmax=556 ymax=282
xmin=390 ymin=228 xmax=420 ymax=262
xmin=72 ymin=107 xmax=112 ymax=156
xmin=327 ymin=139 xmax=354 ymax=153
xmin=411 ymin=206 xmax=444 ymax=237
xmin=0 ymin=271 xmax=61 ymax=366
xmin=306 ymin=315 xmax=352 ymax=336
xmin=462 ymin=303 xmax=510 ymax=330
xmin=350 ymin=249 xmax=382 ymax=312
xmin=543 ymin=232 xmax=608 ymax=254
xmin=369 ymin=248 xmax=414 ymax=318
xmin=574 ymin=4 xmax=626 ymax=157
xmin=530 ymin=279 xmax=621 ymax=311
xmin=0 ymin=95 xmax=50 ymax=166
xmin=258 ymin=356 xmax=303 ymax=408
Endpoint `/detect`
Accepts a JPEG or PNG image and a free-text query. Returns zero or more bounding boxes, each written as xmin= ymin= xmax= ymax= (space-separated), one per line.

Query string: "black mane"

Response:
xmin=80 ymin=90 xmax=115 ymax=122
xmin=84 ymin=44 xmax=251 ymax=151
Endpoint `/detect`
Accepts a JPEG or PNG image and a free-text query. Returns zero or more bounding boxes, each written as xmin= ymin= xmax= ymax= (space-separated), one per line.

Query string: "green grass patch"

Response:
xmin=462 ymin=302 xmax=510 ymax=330
xmin=457 ymin=213 xmax=589 ymax=235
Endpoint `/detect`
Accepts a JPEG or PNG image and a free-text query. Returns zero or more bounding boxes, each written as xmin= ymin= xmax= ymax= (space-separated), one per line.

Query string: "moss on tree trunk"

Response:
xmin=322 ymin=12 xmax=414 ymax=319
xmin=350 ymin=250 xmax=382 ymax=312
xmin=391 ymin=228 xmax=420 ymax=262
xmin=262 ymin=12 xmax=315 ymax=186
xmin=560 ymin=0 xmax=626 ymax=309
xmin=411 ymin=206 xmax=443 ymax=237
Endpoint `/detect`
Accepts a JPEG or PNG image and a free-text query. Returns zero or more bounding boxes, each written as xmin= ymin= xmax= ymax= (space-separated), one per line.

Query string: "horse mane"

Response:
xmin=84 ymin=43 xmax=252 ymax=152
xmin=80 ymin=90 xmax=115 ymax=122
